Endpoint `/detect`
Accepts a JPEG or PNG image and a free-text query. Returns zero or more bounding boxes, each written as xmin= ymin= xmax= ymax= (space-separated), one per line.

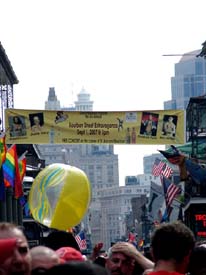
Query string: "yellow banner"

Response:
xmin=5 ymin=109 xmax=185 ymax=144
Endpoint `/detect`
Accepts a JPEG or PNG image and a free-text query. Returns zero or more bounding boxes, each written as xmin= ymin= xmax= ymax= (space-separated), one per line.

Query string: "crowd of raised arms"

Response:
xmin=0 ymin=221 xmax=205 ymax=275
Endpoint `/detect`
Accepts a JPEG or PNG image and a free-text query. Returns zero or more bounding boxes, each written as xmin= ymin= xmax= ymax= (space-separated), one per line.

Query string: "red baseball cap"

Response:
xmin=56 ymin=247 xmax=84 ymax=263
xmin=0 ymin=238 xmax=17 ymax=264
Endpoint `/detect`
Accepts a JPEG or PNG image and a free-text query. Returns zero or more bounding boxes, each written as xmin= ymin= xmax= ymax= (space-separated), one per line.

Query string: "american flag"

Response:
xmin=75 ymin=231 xmax=87 ymax=251
xmin=161 ymin=176 xmax=181 ymax=207
xmin=152 ymin=158 xmax=165 ymax=176
xmin=152 ymin=158 xmax=173 ymax=178
xmin=161 ymin=164 xmax=173 ymax=178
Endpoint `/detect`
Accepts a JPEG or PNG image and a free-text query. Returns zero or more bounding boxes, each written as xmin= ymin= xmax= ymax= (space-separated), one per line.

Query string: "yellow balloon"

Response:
xmin=28 ymin=163 xmax=91 ymax=230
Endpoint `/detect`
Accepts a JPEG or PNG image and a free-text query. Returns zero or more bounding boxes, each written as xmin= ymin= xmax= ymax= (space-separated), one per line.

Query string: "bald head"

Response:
xmin=30 ymin=246 xmax=60 ymax=270
xmin=106 ymin=242 xmax=154 ymax=275
xmin=0 ymin=223 xmax=26 ymax=240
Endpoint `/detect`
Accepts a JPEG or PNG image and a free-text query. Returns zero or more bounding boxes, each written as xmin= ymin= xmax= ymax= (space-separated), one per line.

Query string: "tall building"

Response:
xmin=45 ymin=87 xmax=60 ymax=110
xmin=56 ymin=143 xmax=119 ymax=249
xmin=144 ymin=50 xmax=206 ymax=174
xmin=38 ymin=87 xmax=68 ymax=166
xmin=163 ymin=49 xmax=206 ymax=176
xmin=94 ymin=174 xmax=161 ymax=249
xmin=98 ymin=184 xmax=150 ymax=250
xmin=164 ymin=50 xmax=206 ymax=110
xmin=74 ymin=87 xmax=93 ymax=111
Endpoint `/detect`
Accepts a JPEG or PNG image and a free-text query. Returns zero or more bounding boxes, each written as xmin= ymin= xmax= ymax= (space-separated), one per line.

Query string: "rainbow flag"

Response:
xmin=3 ymin=145 xmax=16 ymax=187
xmin=3 ymin=145 xmax=23 ymax=198
xmin=0 ymin=134 xmax=7 ymax=167
xmin=18 ymin=151 xmax=27 ymax=201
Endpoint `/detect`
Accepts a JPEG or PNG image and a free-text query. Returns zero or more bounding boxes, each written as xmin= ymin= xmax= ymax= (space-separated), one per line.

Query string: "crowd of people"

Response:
xmin=0 ymin=220 xmax=205 ymax=275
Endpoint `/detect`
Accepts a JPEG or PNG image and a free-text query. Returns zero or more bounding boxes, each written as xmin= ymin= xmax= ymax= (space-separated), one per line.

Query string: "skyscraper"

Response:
xmin=143 ymin=51 xmax=206 ymax=176
xmin=45 ymin=87 xmax=60 ymax=110
xmin=164 ymin=50 xmax=206 ymax=110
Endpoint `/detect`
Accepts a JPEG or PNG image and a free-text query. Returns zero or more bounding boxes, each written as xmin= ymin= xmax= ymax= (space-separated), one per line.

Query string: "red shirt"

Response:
xmin=148 ymin=271 xmax=184 ymax=275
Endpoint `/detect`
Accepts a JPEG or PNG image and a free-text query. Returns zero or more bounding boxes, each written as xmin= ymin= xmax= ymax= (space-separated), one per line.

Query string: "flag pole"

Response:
xmin=18 ymin=151 xmax=28 ymax=161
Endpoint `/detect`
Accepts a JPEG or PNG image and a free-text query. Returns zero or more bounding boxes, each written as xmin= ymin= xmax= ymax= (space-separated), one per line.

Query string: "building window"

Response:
xmin=196 ymin=62 xmax=203 ymax=75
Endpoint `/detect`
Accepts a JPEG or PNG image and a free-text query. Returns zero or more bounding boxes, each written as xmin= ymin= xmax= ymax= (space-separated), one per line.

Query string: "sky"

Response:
xmin=0 ymin=0 xmax=206 ymax=185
